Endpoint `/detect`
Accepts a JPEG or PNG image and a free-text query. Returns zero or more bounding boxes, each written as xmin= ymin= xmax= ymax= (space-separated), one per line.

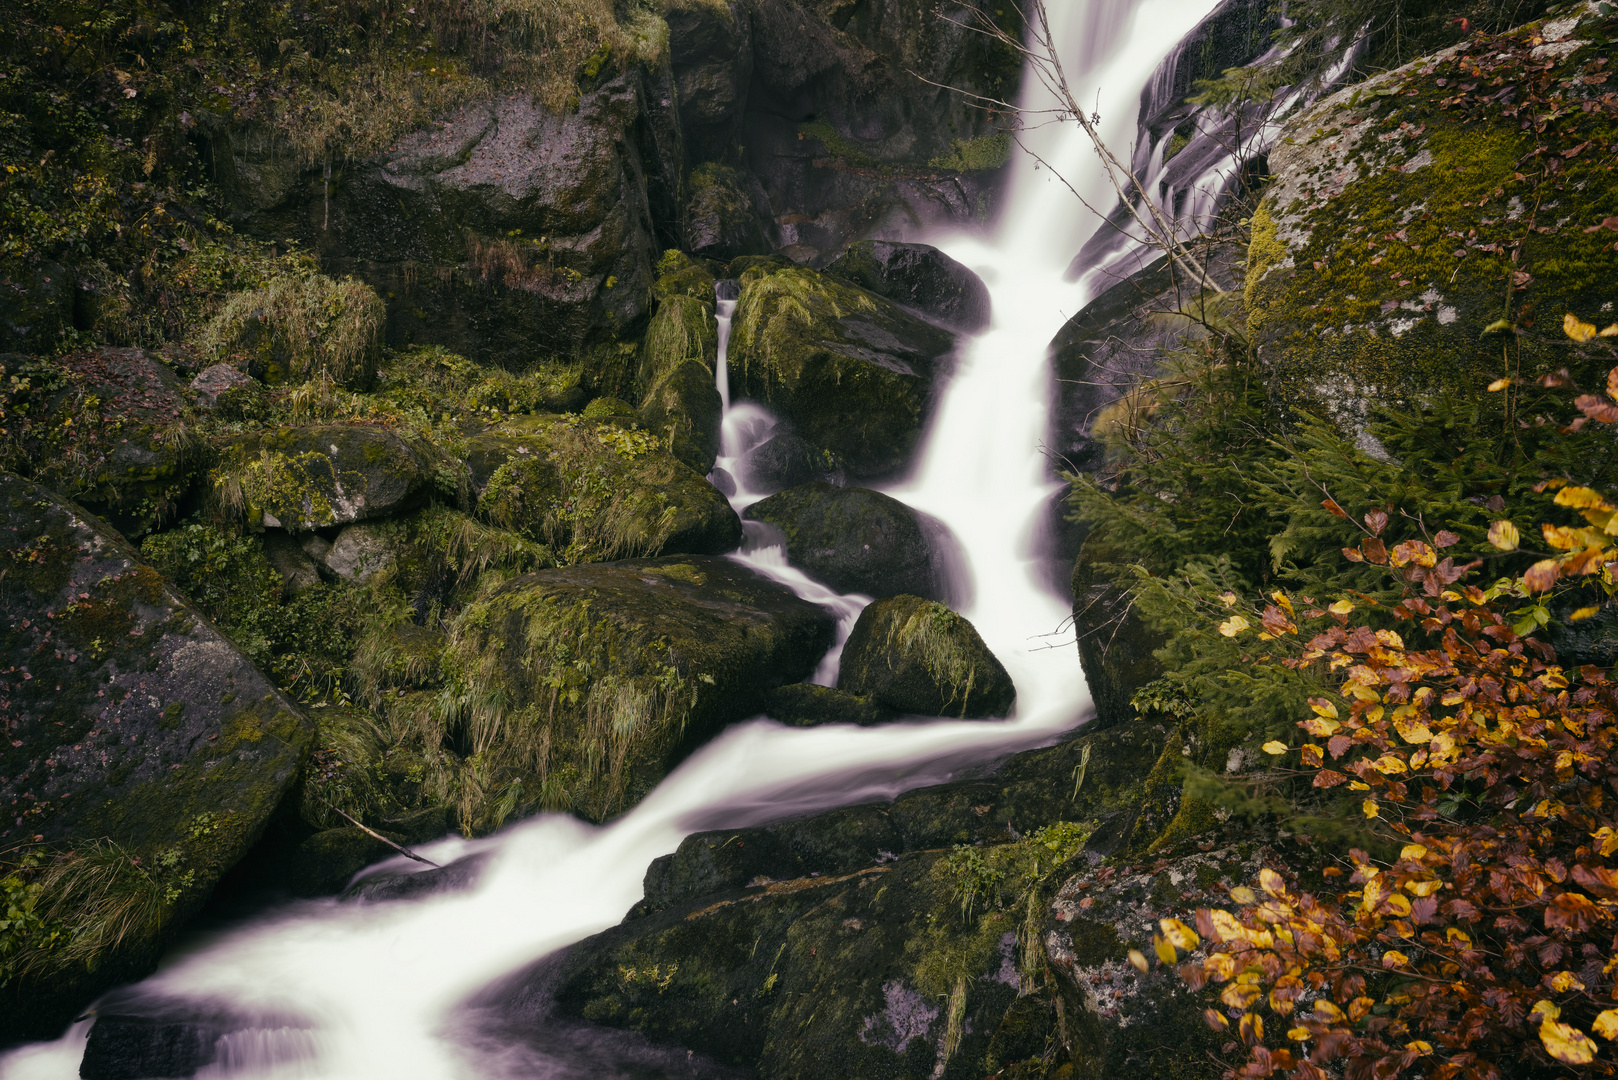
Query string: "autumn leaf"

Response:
xmin=1382 ymin=950 xmax=1410 ymax=968
xmin=1488 ymin=520 xmax=1520 ymax=550
xmin=1219 ymin=615 xmax=1250 ymax=637
xmin=1160 ymin=918 xmax=1199 ymax=951
xmin=1321 ymin=498 xmax=1348 ymax=518
xmin=1127 ymin=949 xmax=1148 ymax=973
xmin=1540 ymin=1020 xmax=1598 ymax=1065
xmin=1523 ymin=558 xmax=1562 ymax=592
xmin=1565 ymin=312 xmax=1600 ymax=343
xmin=1363 ymin=799 xmax=1379 ymax=818
xmin=1262 ymin=740 xmax=1289 ymax=755
xmin=1593 ymin=1010 xmax=1618 ymax=1040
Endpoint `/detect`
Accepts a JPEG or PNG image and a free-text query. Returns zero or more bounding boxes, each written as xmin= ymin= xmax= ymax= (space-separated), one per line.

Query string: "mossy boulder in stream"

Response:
xmin=0 ymin=474 xmax=313 ymax=1042
xmin=211 ymin=424 xmax=435 ymax=531
xmin=1245 ymin=8 xmax=1618 ymax=430
xmin=638 ymin=358 xmax=723 ymax=473
xmin=828 ymin=240 xmax=992 ymax=333
xmin=443 ymin=556 xmax=835 ymax=819
xmin=838 ymin=595 xmax=1015 ymax=718
xmin=743 ymin=482 xmax=961 ymax=601
xmin=727 ymin=264 xmax=957 ymax=480
xmin=464 ymin=412 xmax=740 ymax=561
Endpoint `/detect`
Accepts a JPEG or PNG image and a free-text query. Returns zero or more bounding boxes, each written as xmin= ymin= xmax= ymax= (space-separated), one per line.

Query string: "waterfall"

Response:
xmin=0 ymin=2 xmax=1221 ymax=1077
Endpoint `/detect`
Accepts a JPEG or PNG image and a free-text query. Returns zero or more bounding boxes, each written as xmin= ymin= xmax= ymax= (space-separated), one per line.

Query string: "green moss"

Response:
xmin=928 ymin=133 xmax=1012 ymax=172
xmin=196 ymin=271 xmax=385 ymax=390
xmin=641 ymin=294 xmax=718 ymax=388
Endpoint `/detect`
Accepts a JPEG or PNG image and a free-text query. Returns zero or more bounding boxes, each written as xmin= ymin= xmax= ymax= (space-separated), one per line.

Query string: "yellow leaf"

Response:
xmin=1541 ymin=1020 xmax=1598 ymax=1065
xmin=1311 ymin=700 xmax=1340 ymax=719
xmin=1603 ymin=324 xmax=1618 ymax=338
xmin=1288 ymin=1027 xmax=1311 ymax=1041
xmin=1593 ymin=827 xmax=1618 ymax=858
xmin=1349 ymin=780 xmax=1370 ymax=790
xmin=1219 ymin=615 xmax=1250 ymax=637
xmin=1488 ymin=520 xmax=1520 ymax=550
xmin=1314 ymin=999 xmax=1345 ymax=1023
xmin=1154 ymin=934 xmax=1177 ymax=966
xmin=1303 ymin=715 xmax=1341 ymax=737
xmin=1394 ymin=715 xmax=1434 ymax=744
xmin=1405 ymin=879 xmax=1444 ymax=897
xmin=1372 ymin=754 xmax=1408 ymax=774
xmin=1383 ymin=894 xmax=1411 ymax=917
xmin=1271 ymin=590 xmax=1294 ymax=615
xmin=1219 ymin=591 xmax=1239 ymax=606
xmin=1534 ymin=1000 xmax=1562 ymax=1021
xmin=1592 ymin=1009 xmax=1618 ymax=1040
xmin=1160 ymin=918 xmax=1200 ymax=951
xmin=1550 ymin=971 xmax=1586 ymax=993
xmin=1572 ymin=606 xmax=1601 ymax=622
xmin=1240 ymin=1012 xmax=1264 ymax=1044
xmin=1406 ymin=1041 xmax=1433 ymax=1054
xmin=1565 ymin=312 xmax=1600 ymax=343
xmin=1364 ymin=799 xmax=1379 ymax=818
xmin=1488 ymin=376 xmax=1513 ymax=391
xmin=1204 ymin=953 xmax=1235 ymax=981
xmin=1556 ymin=486 xmax=1614 ymax=511
xmin=1221 ymin=982 xmax=1262 ymax=1010
xmin=1262 ymin=740 xmax=1289 ymax=755
xmin=1128 ymin=949 xmax=1149 ymax=973
xmin=1447 ymin=927 xmax=1473 ymax=946
xmin=1328 ymin=599 xmax=1354 ymax=615
xmin=1382 ymin=950 xmax=1410 ymax=968
xmin=1260 ymin=868 xmax=1286 ymax=896
xmin=1229 ymin=886 xmax=1258 ymax=905
xmin=1209 ymin=909 xmax=1245 ymax=941
xmin=1399 ymin=844 xmax=1429 ymax=861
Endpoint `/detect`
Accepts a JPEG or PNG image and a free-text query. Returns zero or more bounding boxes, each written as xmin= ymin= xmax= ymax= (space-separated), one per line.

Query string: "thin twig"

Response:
xmin=323 ymin=801 xmax=440 ymax=867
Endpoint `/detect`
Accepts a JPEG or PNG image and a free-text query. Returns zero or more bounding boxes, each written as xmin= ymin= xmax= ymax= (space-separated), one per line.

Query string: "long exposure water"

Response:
xmin=1 ymin=0 xmax=1222 ymax=1075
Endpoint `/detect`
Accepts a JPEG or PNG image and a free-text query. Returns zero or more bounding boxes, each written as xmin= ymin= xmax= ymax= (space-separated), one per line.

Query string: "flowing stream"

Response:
xmin=1 ymin=0 xmax=1222 ymax=1075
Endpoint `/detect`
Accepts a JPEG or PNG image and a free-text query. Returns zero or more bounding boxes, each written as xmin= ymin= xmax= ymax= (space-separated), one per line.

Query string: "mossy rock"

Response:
xmin=736 ymin=427 xmax=840 ymax=492
xmin=195 ymin=270 xmax=384 ymax=390
xmin=728 ymin=264 xmax=957 ymax=479
xmin=639 ymin=357 xmax=723 ymax=473
xmin=838 ymin=595 xmax=1015 ymax=718
xmin=651 ymin=249 xmax=721 ymax=305
xmin=640 ymin=291 xmax=718 ymax=392
xmin=686 ymin=162 xmax=768 ymax=260
xmin=464 ymin=412 xmax=740 ymax=560
xmin=0 ymin=473 xmax=313 ymax=1041
xmin=743 ymin=482 xmax=960 ymax=601
xmin=261 ymin=531 xmax=324 ymax=596
xmin=762 ymin=682 xmax=897 ymax=727
xmin=444 ymin=555 xmax=835 ymax=819
xmin=212 ymin=424 xmax=435 ymax=531
xmin=1246 ymin=10 xmax=1618 ymax=430
xmin=827 ymin=240 xmax=992 ymax=333
xmin=284 ymin=826 xmax=404 ymax=897
xmin=27 ymin=348 xmax=201 ymax=537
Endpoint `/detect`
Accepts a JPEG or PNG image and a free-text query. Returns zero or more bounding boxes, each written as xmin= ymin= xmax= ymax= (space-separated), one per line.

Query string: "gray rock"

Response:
xmin=0 ymin=474 xmax=313 ymax=1042
xmin=262 ymin=531 xmax=324 ymax=596
xmin=837 ymin=595 xmax=1014 ymax=718
xmin=325 ymin=523 xmax=395 ymax=582
xmin=686 ymin=163 xmax=769 ymax=260
xmin=736 ymin=430 xmax=837 ymax=493
xmin=189 ymin=363 xmax=257 ymax=412
xmin=828 ymin=241 xmax=991 ymax=332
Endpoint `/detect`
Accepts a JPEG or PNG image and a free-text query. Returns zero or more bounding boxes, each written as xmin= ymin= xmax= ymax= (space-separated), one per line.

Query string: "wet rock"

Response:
xmin=763 ymin=683 xmax=896 ymax=727
xmin=838 ymin=595 xmax=1015 ymax=718
xmin=742 ymin=482 xmax=959 ymax=601
xmin=735 ymin=428 xmax=837 ymax=492
xmin=828 ymin=240 xmax=991 ymax=332
xmin=79 ymin=996 xmax=316 ymax=1080
xmin=727 ymin=263 xmax=957 ymax=480
xmin=262 ymin=531 xmax=324 ymax=596
xmin=343 ymin=851 xmax=493 ymax=903
xmin=465 ymin=413 xmax=740 ymax=559
xmin=284 ymin=826 xmax=403 ymax=897
xmin=445 ymin=555 xmax=835 ymax=819
xmin=667 ymin=0 xmax=753 ymax=164
xmin=1069 ymin=533 xmax=1165 ymax=732
xmin=707 ymin=466 xmax=737 ymax=498
xmin=324 ymin=523 xmax=396 ymax=582
xmin=0 ymin=474 xmax=313 ymax=1042
xmin=212 ymin=424 xmax=434 ymax=531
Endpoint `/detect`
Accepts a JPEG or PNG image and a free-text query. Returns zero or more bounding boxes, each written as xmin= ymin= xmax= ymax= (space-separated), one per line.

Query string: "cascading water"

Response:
xmin=0 ymin=1 xmax=1222 ymax=1076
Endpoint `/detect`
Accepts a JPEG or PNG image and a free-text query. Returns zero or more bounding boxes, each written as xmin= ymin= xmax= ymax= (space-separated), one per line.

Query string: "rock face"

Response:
xmin=464 ymin=413 xmax=741 ymax=560
xmin=215 ymin=70 xmax=670 ymax=368
xmin=743 ymin=482 xmax=959 ymax=601
xmin=1070 ymin=535 xmax=1165 ymax=733
xmin=0 ymin=474 xmax=313 ymax=1041
xmin=213 ymin=424 xmax=435 ymax=531
xmin=728 ymin=264 xmax=957 ymax=480
xmin=1245 ymin=9 xmax=1617 ymax=430
xmin=445 ymin=556 xmax=835 ymax=818
xmin=762 ymin=682 xmax=896 ymax=727
xmin=828 ymin=241 xmax=991 ymax=332
xmin=838 ymin=595 xmax=1015 ymax=718
xmin=685 ymin=162 xmax=769 ymax=260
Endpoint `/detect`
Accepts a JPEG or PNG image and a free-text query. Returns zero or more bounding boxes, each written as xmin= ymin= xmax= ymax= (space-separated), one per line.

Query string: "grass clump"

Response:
xmin=196 ymin=271 xmax=386 ymax=389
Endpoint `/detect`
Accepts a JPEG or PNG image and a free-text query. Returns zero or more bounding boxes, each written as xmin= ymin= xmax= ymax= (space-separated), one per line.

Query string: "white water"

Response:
xmin=0 ymin=1 xmax=1220 ymax=1076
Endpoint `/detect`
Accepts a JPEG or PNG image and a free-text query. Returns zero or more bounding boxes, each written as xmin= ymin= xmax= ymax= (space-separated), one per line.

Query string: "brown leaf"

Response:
xmin=1362 ymin=537 xmax=1389 ymax=565
xmin=1544 ymin=891 xmax=1602 ymax=932
xmin=1434 ymin=530 xmax=1460 ymax=548
xmin=1322 ymin=498 xmax=1349 ymax=519
xmin=1571 ymin=864 xmax=1618 ymax=899
xmin=1365 ymin=509 xmax=1389 ymax=536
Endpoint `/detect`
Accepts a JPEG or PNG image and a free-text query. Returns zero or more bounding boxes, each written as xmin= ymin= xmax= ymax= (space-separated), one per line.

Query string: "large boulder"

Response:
xmin=1244 ymin=8 xmax=1618 ymax=430
xmin=837 ymin=595 xmax=1015 ymax=718
xmin=727 ymin=264 xmax=957 ymax=480
xmin=1070 ymin=535 xmax=1166 ymax=733
xmin=6 ymin=348 xmax=199 ymax=537
xmin=0 ymin=474 xmax=313 ymax=1042
xmin=636 ymin=259 xmax=724 ymax=473
xmin=742 ymin=482 xmax=959 ymax=601
xmin=464 ymin=413 xmax=740 ymax=560
xmin=638 ymin=358 xmax=723 ymax=473
xmin=505 ymin=719 xmax=1176 ymax=1080
xmin=828 ymin=241 xmax=991 ymax=333
xmin=444 ymin=556 xmax=835 ymax=818
xmin=214 ymin=68 xmax=675 ymax=368
xmin=211 ymin=424 xmax=435 ymax=531
xmin=685 ymin=162 xmax=769 ymax=260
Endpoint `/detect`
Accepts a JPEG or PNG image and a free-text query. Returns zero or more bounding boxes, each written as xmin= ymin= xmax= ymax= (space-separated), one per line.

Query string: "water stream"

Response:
xmin=0 ymin=1 xmax=1222 ymax=1075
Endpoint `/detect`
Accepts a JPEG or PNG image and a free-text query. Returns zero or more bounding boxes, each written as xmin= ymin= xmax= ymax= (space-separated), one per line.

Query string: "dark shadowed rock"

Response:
xmin=743 ymin=482 xmax=959 ymax=601
xmin=0 ymin=474 xmax=313 ymax=1042
xmin=763 ymin=682 xmax=896 ymax=727
xmin=262 ymin=531 xmax=323 ymax=596
xmin=342 ymin=851 xmax=493 ymax=903
xmin=189 ymin=363 xmax=261 ymax=416
xmin=838 ymin=595 xmax=1014 ymax=718
xmin=828 ymin=241 xmax=991 ymax=332
xmin=735 ymin=429 xmax=837 ymax=493
xmin=685 ymin=162 xmax=769 ymax=260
